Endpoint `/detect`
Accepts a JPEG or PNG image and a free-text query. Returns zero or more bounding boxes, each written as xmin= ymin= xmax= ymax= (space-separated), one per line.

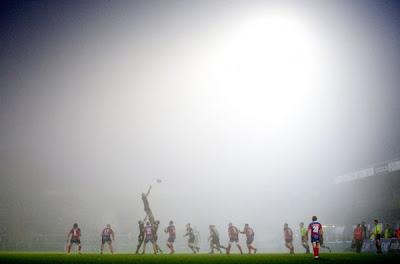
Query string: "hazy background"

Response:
xmin=1 ymin=0 xmax=400 ymax=252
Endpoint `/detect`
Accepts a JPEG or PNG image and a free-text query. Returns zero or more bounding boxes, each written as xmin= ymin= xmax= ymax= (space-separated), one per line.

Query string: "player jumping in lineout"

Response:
xmin=226 ymin=223 xmax=243 ymax=254
xmin=100 ymin=224 xmax=115 ymax=255
xmin=66 ymin=223 xmax=82 ymax=254
xmin=142 ymin=185 xmax=155 ymax=225
xmin=308 ymin=216 xmax=323 ymax=259
xmin=241 ymin=224 xmax=257 ymax=254
xmin=165 ymin=220 xmax=176 ymax=254
xmin=283 ymin=223 xmax=294 ymax=254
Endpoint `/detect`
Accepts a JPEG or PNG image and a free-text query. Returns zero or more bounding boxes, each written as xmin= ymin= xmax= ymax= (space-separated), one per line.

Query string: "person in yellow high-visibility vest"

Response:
xmin=383 ymin=224 xmax=393 ymax=239
xmin=371 ymin=219 xmax=383 ymax=254
xmin=299 ymin=222 xmax=310 ymax=254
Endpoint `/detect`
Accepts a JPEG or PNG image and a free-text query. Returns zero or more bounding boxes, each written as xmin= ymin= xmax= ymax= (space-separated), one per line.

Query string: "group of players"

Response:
xmin=66 ymin=186 xmax=326 ymax=259
xmin=283 ymin=216 xmax=330 ymax=259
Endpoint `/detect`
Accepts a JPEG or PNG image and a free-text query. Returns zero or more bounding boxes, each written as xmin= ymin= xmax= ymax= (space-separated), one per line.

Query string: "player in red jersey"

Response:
xmin=165 ymin=220 xmax=176 ymax=254
xmin=240 ymin=224 xmax=257 ymax=254
xmin=308 ymin=216 xmax=323 ymax=259
xmin=100 ymin=224 xmax=115 ymax=255
xmin=67 ymin=223 xmax=82 ymax=254
xmin=283 ymin=223 xmax=294 ymax=254
xmin=142 ymin=221 xmax=157 ymax=254
xmin=226 ymin=223 xmax=243 ymax=254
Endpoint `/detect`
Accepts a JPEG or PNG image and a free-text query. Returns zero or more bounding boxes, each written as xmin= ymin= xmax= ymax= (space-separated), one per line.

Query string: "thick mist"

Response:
xmin=1 ymin=0 xmax=400 ymax=252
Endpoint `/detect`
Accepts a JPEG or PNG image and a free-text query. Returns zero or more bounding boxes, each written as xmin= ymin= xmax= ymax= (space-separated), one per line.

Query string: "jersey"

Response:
xmin=228 ymin=226 xmax=239 ymax=240
xmin=102 ymin=227 xmax=114 ymax=238
xmin=167 ymin=225 xmax=176 ymax=239
xmin=353 ymin=227 xmax=363 ymax=240
xmin=308 ymin=221 xmax=322 ymax=242
xmin=144 ymin=225 xmax=153 ymax=239
xmin=244 ymin=227 xmax=254 ymax=239
xmin=185 ymin=227 xmax=195 ymax=243
xmin=284 ymin=227 xmax=293 ymax=241
xmin=69 ymin=228 xmax=81 ymax=239
xmin=300 ymin=226 xmax=308 ymax=240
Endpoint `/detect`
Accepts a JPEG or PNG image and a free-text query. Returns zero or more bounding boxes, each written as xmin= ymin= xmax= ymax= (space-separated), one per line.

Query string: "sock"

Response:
xmin=313 ymin=247 xmax=317 ymax=256
xmin=316 ymin=247 xmax=319 ymax=257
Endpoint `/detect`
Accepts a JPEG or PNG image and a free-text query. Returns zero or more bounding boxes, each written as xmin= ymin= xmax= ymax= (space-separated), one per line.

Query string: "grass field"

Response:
xmin=0 ymin=253 xmax=399 ymax=264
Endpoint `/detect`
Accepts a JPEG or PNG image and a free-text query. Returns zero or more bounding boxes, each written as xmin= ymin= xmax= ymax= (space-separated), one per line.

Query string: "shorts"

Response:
xmin=168 ymin=237 xmax=176 ymax=243
xmin=375 ymin=234 xmax=381 ymax=240
xmin=285 ymin=239 xmax=293 ymax=243
xmin=246 ymin=237 xmax=254 ymax=245
xmin=229 ymin=238 xmax=239 ymax=244
xmin=145 ymin=237 xmax=154 ymax=243
xmin=311 ymin=237 xmax=320 ymax=243
xmin=102 ymin=236 xmax=112 ymax=244
xmin=70 ymin=238 xmax=80 ymax=244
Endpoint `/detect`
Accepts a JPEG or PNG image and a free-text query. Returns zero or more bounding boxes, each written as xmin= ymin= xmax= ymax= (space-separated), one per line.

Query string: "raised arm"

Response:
xmin=145 ymin=185 xmax=152 ymax=196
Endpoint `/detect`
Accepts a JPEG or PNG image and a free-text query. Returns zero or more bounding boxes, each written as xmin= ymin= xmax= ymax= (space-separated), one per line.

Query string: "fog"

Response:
xmin=1 ymin=0 xmax=400 ymax=252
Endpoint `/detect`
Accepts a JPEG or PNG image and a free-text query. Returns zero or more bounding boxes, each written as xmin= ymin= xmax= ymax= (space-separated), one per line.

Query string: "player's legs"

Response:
xmin=302 ymin=239 xmax=310 ymax=253
xmin=236 ymin=242 xmax=243 ymax=254
xmin=67 ymin=241 xmax=72 ymax=254
xmin=100 ymin=240 xmax=105 ymax=254
xmin=167 ymin=241 xmax=175 ymax=254
xmin=136 ymin=236 xmax=143 ymax=254
xmin=142 ymin=241 xmax=147 ymax=254
xmin=78 ymin=243 xmax=82 ymax=254
xmin=108 ymin=241 xmax=114 ymax=255
xmin=226 ymin=242 xmax=232 ymax=254
xmin=312 ymin=241 xmax=320 ymax=259
xmin=152 ymin=241 xmax=157 ymax=254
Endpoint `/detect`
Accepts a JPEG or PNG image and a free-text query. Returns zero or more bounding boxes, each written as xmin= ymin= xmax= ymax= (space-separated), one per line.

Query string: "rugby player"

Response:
xmin=142 ymin=186 xmax=155 ymax=224
xmin=208 ymin=225 xmax=226 ymax=254
xmin=300 ymin=222 xmax=310 ymax=253
xmin=240 ymin=224 xmax=257 ymax=254
xmin=135 ymin=220 xmax=145 ymax=254
xmin=100 ymin=224 xmax=115 ymax=255
xmin=226 ymin=223 xmax=243 ymax=254
xmin=283 ymin=223 xmax=294 ymax=254
xmin=184 ymin=223 xmax=199 ymax=253
xmin=165 ymin=220 xmax=176 ymax=254
xmin=66 ymin=223 xmax=82 ymax=254
xmin=142 ymin=221 xmax=157 ymax=254
xmin=308 ymin=216 xmax=323 ymax=259
xmin=153 ymin=220 xmax=163 ymax=253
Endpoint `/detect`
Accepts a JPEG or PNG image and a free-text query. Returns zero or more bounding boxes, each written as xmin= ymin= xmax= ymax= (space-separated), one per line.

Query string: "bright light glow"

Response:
xmin=182 ymin=11 xmax=323 ymax=144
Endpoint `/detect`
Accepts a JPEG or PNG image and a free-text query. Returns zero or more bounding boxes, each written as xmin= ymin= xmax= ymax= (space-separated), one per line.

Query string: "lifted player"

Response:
xmin=300 ymin=222 xmax=310 ymax=254
xmin=283 ymin=223 xmax=294 ymax=254
xmin=165 ymin=220 xmax=176 ymax=254
xmin=100 ymin=224 xmax=115 ymax=255
xmin=142 ymin=221 xmax=157 ymax=254
xmin=135 ymin=220 xmax=145 ymax=254
xmin=208 ymin=225 xmax=226 ymax=254
xmin=184 ymin=223 xmax=200 ymax=253
xmin=226 ymin=223 xmax=243 ymax=254
xmin=308 ymin=216 xmax=323 ymax=259
xmin=142 ymin=186 xmax=155 ymax=224
xmin=241 ymin=224 xmax=257 ymax=254
xmin=67 ymin=223 xmax=82 ymax=254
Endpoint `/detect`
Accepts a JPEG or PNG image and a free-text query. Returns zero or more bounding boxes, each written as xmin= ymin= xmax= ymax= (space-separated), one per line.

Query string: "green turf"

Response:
xmin=0 ymin=253 xmax=398 ymax=264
